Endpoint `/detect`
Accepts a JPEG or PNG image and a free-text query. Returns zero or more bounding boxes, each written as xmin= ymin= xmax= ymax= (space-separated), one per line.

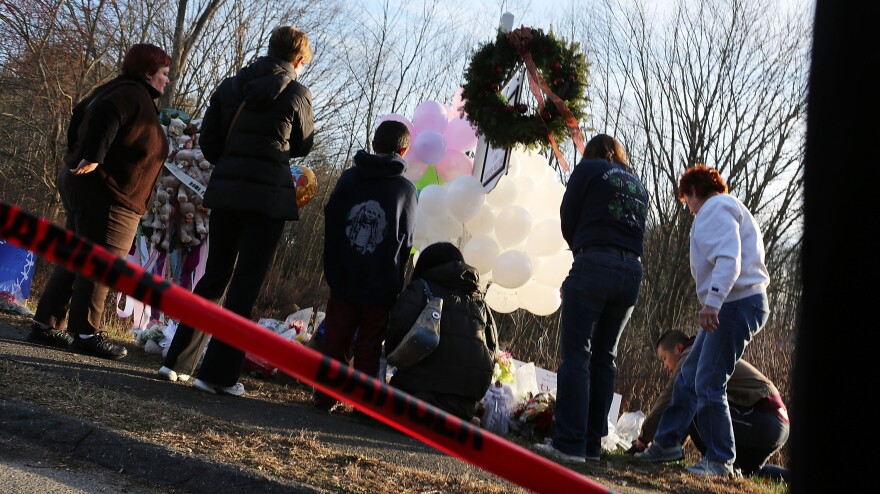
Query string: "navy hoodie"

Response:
xmin=323 ymin=150 xmax=418 ymax=306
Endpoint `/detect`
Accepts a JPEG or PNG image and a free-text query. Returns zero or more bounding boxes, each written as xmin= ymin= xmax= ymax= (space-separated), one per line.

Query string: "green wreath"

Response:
xmin=460 ymin=28 xmax=589 ymax=150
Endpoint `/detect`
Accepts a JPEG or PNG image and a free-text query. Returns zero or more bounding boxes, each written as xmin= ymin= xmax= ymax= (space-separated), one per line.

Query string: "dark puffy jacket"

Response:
xmin=199 ymin=56 xmax=314 ymax=219
xmin=385 ymin=261 xmax=498 ymax=403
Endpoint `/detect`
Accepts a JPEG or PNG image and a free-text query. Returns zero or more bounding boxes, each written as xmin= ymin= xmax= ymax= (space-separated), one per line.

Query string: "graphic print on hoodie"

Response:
xmin=346 ymin=200 xmax=387 ymax=254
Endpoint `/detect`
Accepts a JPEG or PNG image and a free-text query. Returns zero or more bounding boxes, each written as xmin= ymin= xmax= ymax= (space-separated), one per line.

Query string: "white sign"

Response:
xmin=472 ymin=68 xmax=526 ymax=193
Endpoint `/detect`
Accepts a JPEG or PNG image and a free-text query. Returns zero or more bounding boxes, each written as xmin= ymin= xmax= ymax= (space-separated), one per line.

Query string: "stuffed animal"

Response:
xmin=161 ymin=174 xmax=180 ymax=197
xmin=177 ymin=134 xmax=194 ymax=150
xmin=194 ymin=208 xmax=209 ymax=236
xmin=176 ymin=182 xmax=189 ymax=204
xmin=158 ymin=198 xmax=172 ymax=224
xmin=175 ymin=149 xmax=196 ymax=169
xmin=178 ymin=202 xmax=199 ymax=246
xmin=154 ymin=187 xmax=168 ymax=208
xmin=167 ymin=117 xmax=186 ymax=138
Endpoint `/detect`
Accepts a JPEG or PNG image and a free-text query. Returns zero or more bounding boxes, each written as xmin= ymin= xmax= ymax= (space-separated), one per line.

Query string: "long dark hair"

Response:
xmin=583 ymin=134 xmax=630 ymax=169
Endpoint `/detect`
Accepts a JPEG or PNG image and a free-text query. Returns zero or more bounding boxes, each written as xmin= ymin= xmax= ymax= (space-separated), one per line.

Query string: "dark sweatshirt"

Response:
xmin=560 ymin=158 xmax=649 ymax=256
xmin=323 ymin=150 xmax=418 ymax=306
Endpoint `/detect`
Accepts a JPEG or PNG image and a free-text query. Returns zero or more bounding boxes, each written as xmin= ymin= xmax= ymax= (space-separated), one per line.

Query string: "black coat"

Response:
xmin=386 ymin=261 xmax=498 ymax=403
xmin=200 ymin=56 xmax=314 ymax=220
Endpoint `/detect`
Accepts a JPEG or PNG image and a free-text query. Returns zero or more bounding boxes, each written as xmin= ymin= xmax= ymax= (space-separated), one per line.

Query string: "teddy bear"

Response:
xmin=177 ymin=202 xmax=199 ymax=246
xmin=161 ymin=174 xmax=180 ymax=197
xmin=167 ymin=117 xmax=186 ymax=138
xmin=176 ymin=181 xmax=190 ymax=204
xmin=156 ymin=189 xmax=172 ymax=225
xmin=177 ymin=134 xmax=194 ymax=150
xmin=194 ymin=208 xmax=209 ymax=237
xmin=175 ymin=149 xmax=196 ymax=169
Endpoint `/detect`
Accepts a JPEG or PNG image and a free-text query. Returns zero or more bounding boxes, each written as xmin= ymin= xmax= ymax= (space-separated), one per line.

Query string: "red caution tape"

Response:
xmin=0 ymin=201 xmax=613 ymax=494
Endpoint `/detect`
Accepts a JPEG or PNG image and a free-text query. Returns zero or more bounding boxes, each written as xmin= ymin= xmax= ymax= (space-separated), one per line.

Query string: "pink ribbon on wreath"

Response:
xmin=508 ymin=27 xmax=586 ymax=172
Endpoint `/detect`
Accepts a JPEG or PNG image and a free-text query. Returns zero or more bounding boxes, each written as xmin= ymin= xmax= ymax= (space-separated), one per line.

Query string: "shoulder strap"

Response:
xmin=420 ymin=279 xmax=434 ymax=300
xmin=226 ymin=100 xmax=246 ymax=142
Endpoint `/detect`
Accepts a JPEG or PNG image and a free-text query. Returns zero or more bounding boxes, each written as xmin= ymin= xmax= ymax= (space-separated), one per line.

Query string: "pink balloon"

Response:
xmin=403 ymin=158 xmax=428 ymax=183
xmin=446 ymin=104 xmax=459 ymax=121
xmin=412 ymin=100 xmax=448 ymax=134
xmin=443 ymin=117 xmax=478 ymax=153
xmin=377 ymin=113 xmax=415 ymax=137
xmin=436 ymin=149 xmax=473 ymax=182
xmin=409 ymin=130 xmax=447 ymax=164
xmin=451 ymin=86 xmax=466 ymax=114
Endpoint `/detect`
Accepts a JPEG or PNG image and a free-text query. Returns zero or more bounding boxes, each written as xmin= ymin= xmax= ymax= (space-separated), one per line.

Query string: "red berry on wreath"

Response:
xmin=541 ymin=110 xmax=553 ymax=121
xmin=490 ymin=83 xmax=500 ymax=92
xmin=516 ymin=103 xmax=528 ymax=114
xmin=554 ymin=77 xmax=565 ymax=87
xmin=552 ymin=62 xmax=562 ymax=71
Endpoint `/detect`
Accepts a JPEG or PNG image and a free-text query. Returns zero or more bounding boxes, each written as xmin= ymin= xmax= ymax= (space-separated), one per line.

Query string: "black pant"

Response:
xmin=689 ymin=403 xmax=790 ymax=475
xmin=34 ymin=167 xmax=140 ymax=334
xmin=162 ymin=208 xmax=285 ymax=386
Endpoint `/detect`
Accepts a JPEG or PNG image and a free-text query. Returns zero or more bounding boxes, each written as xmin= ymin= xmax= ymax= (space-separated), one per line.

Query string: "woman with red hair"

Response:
xmin=636 ymin=164 xmax=771 ymax=479
xmin=29 ymin=43 xmax=172 ymax=360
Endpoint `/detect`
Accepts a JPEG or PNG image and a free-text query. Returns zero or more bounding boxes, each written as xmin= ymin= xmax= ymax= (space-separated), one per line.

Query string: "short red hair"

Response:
xmin=120 ymin=43 xmax=172 ymax=78
xmin=677 ymin=164 xmax=728 ymax=202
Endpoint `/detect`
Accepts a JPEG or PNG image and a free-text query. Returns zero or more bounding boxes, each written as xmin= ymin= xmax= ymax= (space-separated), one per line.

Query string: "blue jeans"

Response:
xmin=552 ymin=251 xmax=643 ymax=458
xmin=654 ymin=292 xmax=770 ymax=465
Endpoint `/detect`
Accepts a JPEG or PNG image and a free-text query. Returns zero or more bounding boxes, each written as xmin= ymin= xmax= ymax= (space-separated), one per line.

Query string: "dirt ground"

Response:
xmin=0 ymin=310 xmax=785 ymax=494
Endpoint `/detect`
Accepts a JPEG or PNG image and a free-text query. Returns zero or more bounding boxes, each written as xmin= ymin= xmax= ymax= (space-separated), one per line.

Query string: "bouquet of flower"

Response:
xmin=492 ymin=351 xmax=516 ymax=384
xmin=510 ymin=392 xmax=555 ymax=439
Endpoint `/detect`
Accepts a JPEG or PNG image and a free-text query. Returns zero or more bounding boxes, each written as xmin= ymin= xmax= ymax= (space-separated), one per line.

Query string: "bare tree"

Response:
xmin=0 ymin=0 xmax=123 ymax=217
xmin=556 ymin=0 xmax=812 ymax=411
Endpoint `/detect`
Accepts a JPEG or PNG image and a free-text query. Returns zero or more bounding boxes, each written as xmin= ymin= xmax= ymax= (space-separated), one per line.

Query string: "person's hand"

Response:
xmin=699 ymin=305 xmax=720 ymax=332
xmin=71 ymin=159 xmax=99 ymax=175
xmin=625 ymin=439 xmax=647 ymax=455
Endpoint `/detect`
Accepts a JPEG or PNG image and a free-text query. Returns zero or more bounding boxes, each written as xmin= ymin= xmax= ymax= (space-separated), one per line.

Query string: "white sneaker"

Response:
xmin=158 ymin=366 xmax=190 ymax=383
xmin=192 ymin=378 xmax=245 ymax=397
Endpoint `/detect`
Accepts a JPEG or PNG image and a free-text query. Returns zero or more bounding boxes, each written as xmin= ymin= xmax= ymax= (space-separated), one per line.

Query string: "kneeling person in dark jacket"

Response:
xmin=385 ymin=242 xmax=499 ymax=423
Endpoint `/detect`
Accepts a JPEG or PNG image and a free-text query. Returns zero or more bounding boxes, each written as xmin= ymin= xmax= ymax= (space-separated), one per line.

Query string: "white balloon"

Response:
xmin=535 ymin=248 xmax=574 ymax=288
xmin=462 ymin=235 xmax=501 ymax=275
xmin=513 ymin=175 xmax=536 ymax=205
xmin=446 ymin=175 xmax=486 ymax=223
xmin=434 ymin=214 xmax=464 ymax=241
xmin=491 ymin=250 xmax=532 ymax=289
xmin=530 ymin=180 xmax=566 ymax=221
xmin=485 ymin=283 xmax=520 ymax=313
xmin=486 ymin=174 xmax=518 ymax=209
xmin=465 ymin=204 xmax=496 ymax=236
xmin=495 ymin=205 xmax=533 ymax=248
xmin=418 ymin=183 xmax=449 ymax=218
xmin=526 ymin=218 xmax=567 ymax=257
xmin=517 ymin=280 xmax=562 ymax=316
xmin=506 ymin=152 xmax=523 ymax=178
xmin=523 ymin=151 xmax=554 ymax=184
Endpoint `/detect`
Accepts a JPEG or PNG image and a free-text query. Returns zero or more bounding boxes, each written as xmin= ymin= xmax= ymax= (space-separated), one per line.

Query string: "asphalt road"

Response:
xmin=0 ymin=432 xmax=166 ymax=494
xmin=0 ymin=310 xmax=516 ymax=494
